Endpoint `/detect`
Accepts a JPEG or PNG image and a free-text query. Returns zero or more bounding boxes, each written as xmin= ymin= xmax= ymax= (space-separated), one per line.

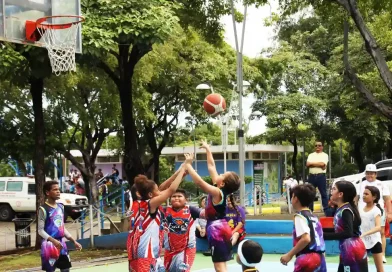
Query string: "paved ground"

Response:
xmin=0 ymin=220 xmax=111 ymax=252
xmin=73 ymin=254 xmax=392 ymax=272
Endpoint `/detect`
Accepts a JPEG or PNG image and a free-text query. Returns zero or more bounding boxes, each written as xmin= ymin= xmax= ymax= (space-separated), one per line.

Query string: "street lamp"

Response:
xmin=196 ymin=83 xmax=214 ymax=93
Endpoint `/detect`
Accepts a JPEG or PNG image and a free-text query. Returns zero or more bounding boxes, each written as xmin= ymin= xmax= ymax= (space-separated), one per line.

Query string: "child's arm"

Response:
xmin=200 ymin=141 xmax=219 ymax=185
xmin=185 ymin=163 xmax=222 ymax=204
xmin=361 ymin=214 xmax=381 ymax=237
xmin=158 ymin=165 xmax=186 ymax=191
xmin=232 ymin=206 xmax=246 ymax=233
xmin=280 ymin=215 xmax=311 ymax=265
xmin=64 ymin=227 xmax=82 ymax=250
xmin=324 ymin=209 xmax=354 ymax=240
xmin=149 ymin=156 xmax=190 ymax=213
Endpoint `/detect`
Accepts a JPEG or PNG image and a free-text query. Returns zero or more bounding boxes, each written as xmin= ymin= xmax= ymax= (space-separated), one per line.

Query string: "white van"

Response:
xmin=0 ymin=176 xmax=88 ymax=221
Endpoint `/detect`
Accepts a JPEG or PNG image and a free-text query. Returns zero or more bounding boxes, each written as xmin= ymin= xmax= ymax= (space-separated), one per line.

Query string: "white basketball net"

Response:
xmin=37 ymin=23 xmax=80 ymax=76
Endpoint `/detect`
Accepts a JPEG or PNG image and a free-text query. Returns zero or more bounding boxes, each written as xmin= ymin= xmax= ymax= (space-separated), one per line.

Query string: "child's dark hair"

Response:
xmin=174 ymin=188 xmax=188 ymax=199
xmin=229 ymin=194 xmax=245 ymax=224
xmin=291 ymin=184 xmax=316 ymax=207
xmin=223 ymin=171 xmax=241 ymax=194
xmin=199 ymin=196 xmax=207 ymax=208
xmin=241 ymin=240 xmax=263 ymax=267
xmin=365 ymin=186 xmax=383 ymax=216
xmin=43 ymin=181 xmax=59 ymax=195
xmin=335 ymin=181 xmax=361 ymax=224
xmin=130 ymin=184 xmax=138 ymax=200
xmin=134 ymin=175 xmax=156 ymax=200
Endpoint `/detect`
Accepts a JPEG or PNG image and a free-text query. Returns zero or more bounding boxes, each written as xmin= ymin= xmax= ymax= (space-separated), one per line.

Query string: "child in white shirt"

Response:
xmin=360 ymin=185 xmax=384 ymax=272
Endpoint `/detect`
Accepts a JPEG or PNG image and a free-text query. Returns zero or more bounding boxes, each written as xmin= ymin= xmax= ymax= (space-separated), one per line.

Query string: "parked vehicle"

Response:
xmin=334 ymin=159 xmax=392 ymax=184
xmin=0 ymin=176 xmax=88 ymax=221
xmin=333 ymin=165 xmax=392 ymax=197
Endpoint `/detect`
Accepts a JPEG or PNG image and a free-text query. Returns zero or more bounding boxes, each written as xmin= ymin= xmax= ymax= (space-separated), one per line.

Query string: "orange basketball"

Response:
xmin=203 ymin=93 xmax=226 ymax=117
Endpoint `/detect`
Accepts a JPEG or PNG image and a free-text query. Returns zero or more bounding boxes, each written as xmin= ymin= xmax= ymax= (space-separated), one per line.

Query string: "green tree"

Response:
xmin=45 ymin=66 xmax=121 ymax=203
xmin=81 ymin=0 xmax=245 ymax=183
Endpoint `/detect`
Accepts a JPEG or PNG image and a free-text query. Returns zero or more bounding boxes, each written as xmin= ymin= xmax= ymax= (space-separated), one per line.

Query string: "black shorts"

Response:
xmin=367 ymin=242 xmax=382 ymax=254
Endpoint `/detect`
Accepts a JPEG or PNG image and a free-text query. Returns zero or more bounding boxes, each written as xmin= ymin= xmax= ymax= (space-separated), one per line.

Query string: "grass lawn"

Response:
xmin=0 ymin=249 xmax=126 ymax=272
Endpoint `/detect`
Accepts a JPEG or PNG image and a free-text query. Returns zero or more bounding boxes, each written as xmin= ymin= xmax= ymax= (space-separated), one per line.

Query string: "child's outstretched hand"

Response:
xmin=200 ymin=141 xmax=210 ymax=150
xmin=184 ymin=153 xmax=194 ymax=164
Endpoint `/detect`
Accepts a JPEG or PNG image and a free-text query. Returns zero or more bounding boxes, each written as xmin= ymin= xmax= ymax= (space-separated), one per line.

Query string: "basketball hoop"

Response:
xmin=25 ymin=15 xmax=85 ymax=75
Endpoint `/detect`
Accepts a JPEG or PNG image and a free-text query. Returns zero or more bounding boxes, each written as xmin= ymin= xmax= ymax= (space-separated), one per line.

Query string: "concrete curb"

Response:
xmin=246 ymin=203 xmax=321 ymax=214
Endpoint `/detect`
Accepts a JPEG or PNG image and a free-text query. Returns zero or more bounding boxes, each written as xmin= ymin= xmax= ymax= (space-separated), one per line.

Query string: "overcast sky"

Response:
xmin=179 ymin=1 xmax=278 ymax=137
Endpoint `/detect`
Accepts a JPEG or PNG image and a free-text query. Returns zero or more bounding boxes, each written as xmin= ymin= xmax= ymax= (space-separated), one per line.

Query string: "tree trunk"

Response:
xmin=342 ymin=19 xmax=392 ymax=119
xmin=386 ymin=123 xmax=392 ymax=158
xmin=351 ymin=139 xmax=365 ymax=171
xmin=118 ymin=46 xmax=145 ymax=184
xmin=30 ymin=77 xmax=46 ymax=250
xmin=146 ymin=153 xmax=160 ymax=183
xmin=290 ymin=138 xmax=299 ymax=181
xmin=337 ymin=0 xmax=392 ymax=93
xmin=119 ymin=81 xmax=145 ymax=184
xmin=15 ymin=157 xmax=27 ymax=176
xmin=87 ymin=163 xmax=99 ymax=205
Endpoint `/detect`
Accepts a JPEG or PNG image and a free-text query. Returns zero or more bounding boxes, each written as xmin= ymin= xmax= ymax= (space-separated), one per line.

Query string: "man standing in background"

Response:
xmin=306 ymin=141 xmax=329 ymax=214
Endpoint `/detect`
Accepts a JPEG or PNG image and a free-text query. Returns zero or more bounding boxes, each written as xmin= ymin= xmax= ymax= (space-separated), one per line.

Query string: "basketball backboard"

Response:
xmin=0 ymin=0 xmax=82 ymax=53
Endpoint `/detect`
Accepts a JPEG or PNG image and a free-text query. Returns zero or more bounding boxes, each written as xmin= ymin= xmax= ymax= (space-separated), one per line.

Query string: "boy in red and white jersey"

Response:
xmin=163 ymin=189 xmax=203 ymax=272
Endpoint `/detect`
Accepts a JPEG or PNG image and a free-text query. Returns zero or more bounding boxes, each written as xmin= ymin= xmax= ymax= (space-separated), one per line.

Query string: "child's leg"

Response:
xmin=371 ymin=242 xmax=384 ymax=272
xmin=165 ymin=248 xmax=196 ymax=272
xmin=213 ymin=262 xmax=228 ymax=272
xmin=373 ymin=253 xmax=384 ymax=272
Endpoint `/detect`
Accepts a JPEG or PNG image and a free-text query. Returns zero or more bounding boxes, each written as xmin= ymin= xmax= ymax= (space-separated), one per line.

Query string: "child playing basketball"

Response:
xmin=163 ymin=189 xmax=203 ymax=272
xmin=236 ymin=239 xmax=263 ymax=272
xmin=280 ymin=184 xmax=326 ymax=272
xmin=226 ymin=194 xmax=246 ymax=246
xmin=38 ymin=181 xmax=82 ymax=272
xmin=127 ymin=154 xmax=192 ymax=272
xmin=324 ymin=181 xmax=368 ymax=272
xmin=185 ymin=141 xmax=241 ymax=272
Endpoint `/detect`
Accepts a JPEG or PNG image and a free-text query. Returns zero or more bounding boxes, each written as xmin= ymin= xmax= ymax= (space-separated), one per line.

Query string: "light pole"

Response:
xmin=230 ymin=0 xmax=248 ymax=206
xmin=185 ymin=116 xmax=198 ymax=195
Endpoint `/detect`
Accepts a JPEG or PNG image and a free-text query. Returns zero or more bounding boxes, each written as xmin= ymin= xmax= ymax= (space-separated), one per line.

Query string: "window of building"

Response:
xmin=28 ymin=184 xmax=35 ymax=195
xmin=177 ymin=154 xmax=185 ymax=161
xmin=246 ymin=152 xmax=249 ymax=159
xmin=270 ymin=153 xmax=279 ymax=160
xmin=252 ymin=153 xmax=261 ymax=159
xmin=262 ymin=153 xmax=270 ymax=160
xmin=213 ymin=153 xmax=225 ymax=160
xmin=232 ymin=153 xmax=239 ymax=159
xmin=7 ymin=181 xmax=23 ymax=192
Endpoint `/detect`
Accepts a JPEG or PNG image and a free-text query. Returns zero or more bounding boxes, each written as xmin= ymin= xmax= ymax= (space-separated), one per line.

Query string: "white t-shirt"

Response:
xmin=360 ymin=206 xmax=382 ymax=249
xmin=284 ymin=178 xmax=298 ymax=189
xmin=294 ymin=215 xmax=310 ymax=237
xmin=357 ymin=180 xmax=390 ymax=210
xmin=307 ymin=152 xmax=329 ymax=174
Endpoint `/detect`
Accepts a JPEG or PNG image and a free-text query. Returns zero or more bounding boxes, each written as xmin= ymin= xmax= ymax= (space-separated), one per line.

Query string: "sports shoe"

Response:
xmin=383 ymin=256 xmax=387 ymax=263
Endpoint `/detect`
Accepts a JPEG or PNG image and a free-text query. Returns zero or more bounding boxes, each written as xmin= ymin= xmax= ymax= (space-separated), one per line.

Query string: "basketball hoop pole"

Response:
xmin=230 ymin=0 xmax=248 ymax=207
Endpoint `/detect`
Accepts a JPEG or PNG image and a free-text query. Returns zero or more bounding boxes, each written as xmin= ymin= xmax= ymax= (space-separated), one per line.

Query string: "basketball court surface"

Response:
xmin=73 ymin=254 xmax=392 ymax=272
